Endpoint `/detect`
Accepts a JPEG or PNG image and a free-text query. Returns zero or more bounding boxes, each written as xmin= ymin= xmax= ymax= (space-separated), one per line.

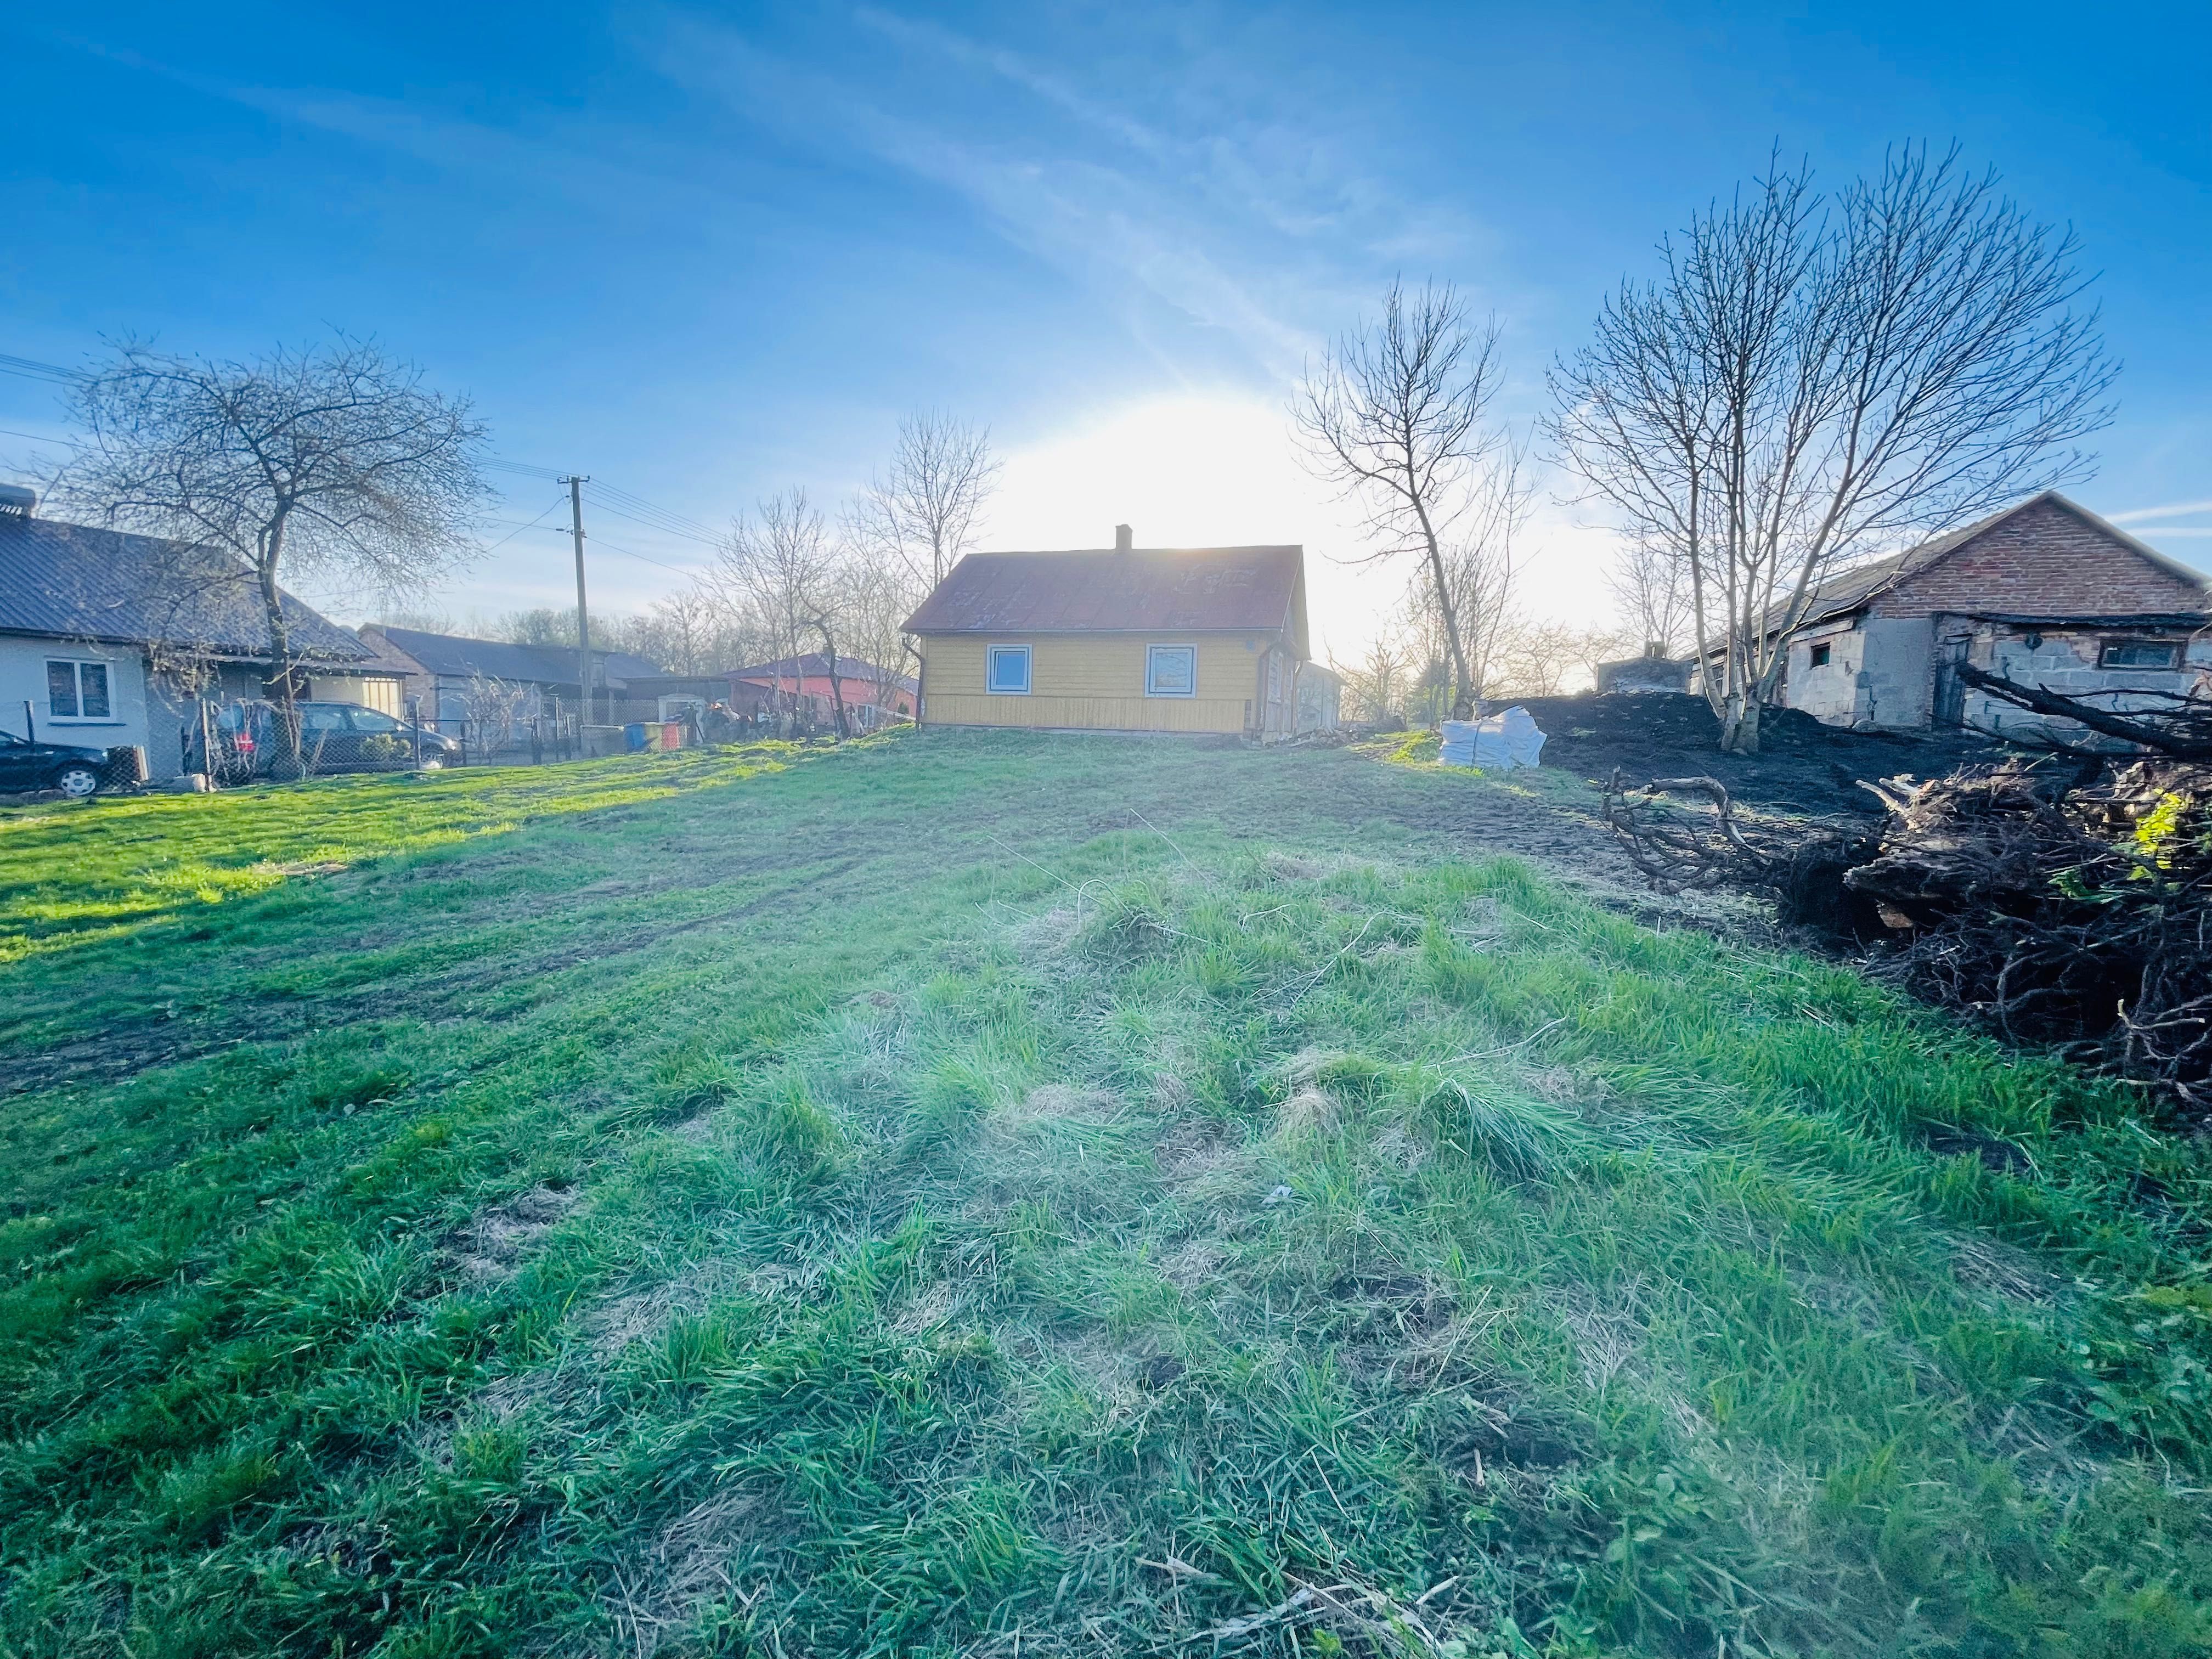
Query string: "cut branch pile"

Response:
xmin=1599 ymin=772 xmax=1883 ymax=936
xmin=1605 ymin=757 xmax=2212 ymax=1112
xmin=1847 ymin=759 xmax=2212 ymax=1107
xmin=1956 ymin=661 xmax=2212 ymax=759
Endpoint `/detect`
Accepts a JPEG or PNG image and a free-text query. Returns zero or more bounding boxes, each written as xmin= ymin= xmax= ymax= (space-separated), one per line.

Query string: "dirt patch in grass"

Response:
xmin=608 ymin=1486 xmax=766 ymax=1657
xmin=452 ymin=1183 xmax=580 ymax=1281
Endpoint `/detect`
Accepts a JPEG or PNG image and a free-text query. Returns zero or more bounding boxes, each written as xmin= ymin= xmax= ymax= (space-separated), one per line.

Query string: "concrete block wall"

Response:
xmin=1784 ymin=624 xmax=1865 ymax=723
xmin=1859 ymin=616 xmax=1936 ymax=728
xmin=1963 ymin=623 xmax=2205 ymax=743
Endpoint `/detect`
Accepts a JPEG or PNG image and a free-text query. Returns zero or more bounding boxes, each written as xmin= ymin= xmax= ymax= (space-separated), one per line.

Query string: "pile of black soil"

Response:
xmin=1510 ymin=693 xmax=1996 ymax=817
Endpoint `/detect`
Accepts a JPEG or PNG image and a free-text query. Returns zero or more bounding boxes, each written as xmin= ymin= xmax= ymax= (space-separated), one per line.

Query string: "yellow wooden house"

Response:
xmin=902 ymin=528 xmax=1313 ymax=738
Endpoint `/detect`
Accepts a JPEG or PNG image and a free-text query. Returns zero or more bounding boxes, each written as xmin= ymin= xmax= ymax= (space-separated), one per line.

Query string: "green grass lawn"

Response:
xmin=3 ymin=732 xmax=2209 ymax=1658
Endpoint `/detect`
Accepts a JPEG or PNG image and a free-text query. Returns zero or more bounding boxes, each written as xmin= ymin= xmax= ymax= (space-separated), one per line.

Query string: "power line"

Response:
xmin=588 ymin=479 xmax=719 ymax=541
xmin=584 ymin=493 xmax=719 ymax=545
xmin=476 ymin=495 xmax=571 ymax=556
xmin=485 ymin=457 xmax=565 ymax=482
xmin=586 ymin=533 xmax=705 ymax=578
xmin=0 ymin=353 xmax=84 ymax=386
xmin=478 ymin=514 xmax=706 ymax=577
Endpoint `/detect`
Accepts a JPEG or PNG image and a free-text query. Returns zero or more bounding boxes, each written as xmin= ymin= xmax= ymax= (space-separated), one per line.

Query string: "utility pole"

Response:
xmin=562 ymin=475 xmax=592 ymax=730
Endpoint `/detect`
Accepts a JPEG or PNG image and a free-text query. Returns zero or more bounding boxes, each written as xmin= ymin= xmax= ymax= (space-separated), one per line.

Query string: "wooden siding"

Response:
xmin=919 ymin=633 xmax=1269 ymax=734
xmin=316 ymin=674 xmax=404 ymax=715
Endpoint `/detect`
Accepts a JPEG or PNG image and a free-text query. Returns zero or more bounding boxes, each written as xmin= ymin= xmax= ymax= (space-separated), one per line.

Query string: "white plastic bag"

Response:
xmin=1438 ymin=707 xmax=1545 ymax=770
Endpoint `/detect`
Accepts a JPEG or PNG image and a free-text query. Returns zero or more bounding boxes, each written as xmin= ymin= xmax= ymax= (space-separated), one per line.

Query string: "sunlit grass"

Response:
xmin=0 ymin=741 xmax=816 ymax=961
xmin=2 ymin=731 xmax=2207 ymax=1657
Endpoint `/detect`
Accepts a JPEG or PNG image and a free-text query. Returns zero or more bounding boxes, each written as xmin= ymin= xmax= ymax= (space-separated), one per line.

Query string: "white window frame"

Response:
xmin=45 ymin=657 xmax=119 ymax=724
xmin=2099 ymin=637 xmax=2181 ymax=670
xmin=985 ymin=644 xmax=1032 ymax=695
xmin=1144 ymin=643 xmax=1198 ymax=698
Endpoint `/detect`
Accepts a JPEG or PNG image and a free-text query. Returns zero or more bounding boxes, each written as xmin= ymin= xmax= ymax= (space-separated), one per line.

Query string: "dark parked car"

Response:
xmin=0 ymin=730 xmax=117 ymax=797
xmin=185 ymin=701 xmax=460 ymax=780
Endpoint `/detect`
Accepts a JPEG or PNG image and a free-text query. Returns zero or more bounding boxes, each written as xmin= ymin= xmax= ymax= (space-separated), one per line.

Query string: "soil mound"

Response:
xmin=1511 ymin=693 xmax=1995 ymax=817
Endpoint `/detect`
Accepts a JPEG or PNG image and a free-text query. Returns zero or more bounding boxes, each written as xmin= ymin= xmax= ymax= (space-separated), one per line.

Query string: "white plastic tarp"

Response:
xmin=1439 ymin=707 xmax=1546 ymax=770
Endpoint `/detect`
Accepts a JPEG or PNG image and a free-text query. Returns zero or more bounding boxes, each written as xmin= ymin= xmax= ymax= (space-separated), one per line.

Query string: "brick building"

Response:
xmin=1760 ymin=491 xmax=2208 ymax=737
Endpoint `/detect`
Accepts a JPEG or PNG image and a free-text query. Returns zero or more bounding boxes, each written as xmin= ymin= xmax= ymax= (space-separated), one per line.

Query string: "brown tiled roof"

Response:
xmin=1796 ymin=490 xmax=2208 ymax=629
xmin=903 ymin=545 xmax=1308 ymax=656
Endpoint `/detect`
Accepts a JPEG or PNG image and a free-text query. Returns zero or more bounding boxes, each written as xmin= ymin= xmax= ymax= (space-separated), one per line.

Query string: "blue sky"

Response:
xmin=4 ymin=2 xmax=2208 ymax=654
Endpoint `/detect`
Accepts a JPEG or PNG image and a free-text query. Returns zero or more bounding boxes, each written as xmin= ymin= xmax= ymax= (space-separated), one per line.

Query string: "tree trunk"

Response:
xmin=1414 ymin=503 xmax=1476 ymax=722
xmin=814 ymin=624 xmax=850 ymax=740
xmin=1721 ymin=694 xmax=1763 ymax=754
xmin=257 ymin=521 xmax=303 ymax=780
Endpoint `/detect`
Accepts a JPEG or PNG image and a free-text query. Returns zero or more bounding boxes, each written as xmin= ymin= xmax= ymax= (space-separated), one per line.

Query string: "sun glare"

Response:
xmin=989 ymin=393 xmax=1620 ymax=664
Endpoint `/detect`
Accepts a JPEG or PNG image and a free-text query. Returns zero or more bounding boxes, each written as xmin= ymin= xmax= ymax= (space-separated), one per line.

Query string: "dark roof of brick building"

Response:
xmin=365 ymin=627 xmax=663 ymax=687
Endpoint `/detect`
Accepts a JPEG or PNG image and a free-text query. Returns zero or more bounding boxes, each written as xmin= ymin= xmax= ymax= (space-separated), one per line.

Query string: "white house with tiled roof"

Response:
xmin=0 ymin=490 xmax=400 ymax=777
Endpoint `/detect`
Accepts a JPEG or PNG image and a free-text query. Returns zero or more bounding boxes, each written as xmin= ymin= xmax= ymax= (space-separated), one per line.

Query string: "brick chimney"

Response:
xmin=1114 ymin=523 xmax=1133 ymax=551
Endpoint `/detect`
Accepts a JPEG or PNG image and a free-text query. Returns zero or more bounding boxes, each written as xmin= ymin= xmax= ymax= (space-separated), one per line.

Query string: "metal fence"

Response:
xmin=184 ymin=700 xmax=593 ymax=786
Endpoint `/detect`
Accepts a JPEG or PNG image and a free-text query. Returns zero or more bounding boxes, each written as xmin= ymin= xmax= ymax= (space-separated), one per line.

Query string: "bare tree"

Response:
xmin=1548 ymin=145 xmax=2115 ymax=751
xmin=609 ymin=591 xmax=755 ymax=676
xmin=460 ymin=672 xmax=537 ymax=753
xmin=855 ymin=409 xmax=1000 ymax=590
xmin=57 ymin=336 xmax=488 ymax=772
xmin=1607 ymin=540 xmax=1692 ymax=656
xmin=839 ymin=554 xmax=921 ymax=727
xmin=1295 ymin=281 xmax=1507 ymax=720
xmin=1332 ymin=636 xmax=1411 ymax=725
xmin=707 ymin=490 xmax=856 ymax=737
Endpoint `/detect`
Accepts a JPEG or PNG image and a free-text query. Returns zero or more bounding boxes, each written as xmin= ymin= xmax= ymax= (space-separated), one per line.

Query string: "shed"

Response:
xmin=1743 ymin=491 xmax=2209 ymax=738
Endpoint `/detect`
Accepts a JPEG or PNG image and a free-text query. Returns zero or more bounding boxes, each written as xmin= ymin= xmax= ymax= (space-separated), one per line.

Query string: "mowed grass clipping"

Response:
xmin=3 ymin=734 xmax=2211 ymax=1658
xmin=0 ymin=741 xmax=811 ymax=963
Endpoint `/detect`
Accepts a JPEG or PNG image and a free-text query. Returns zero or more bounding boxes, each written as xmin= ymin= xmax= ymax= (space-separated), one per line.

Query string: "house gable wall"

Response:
xmin=1871 ymin=496 xmax=2205 ymax=620
xmin=919 ymin=633 xmax=1272 ymax=734
xmin=0 ymin=633 xmax=168 ymax=770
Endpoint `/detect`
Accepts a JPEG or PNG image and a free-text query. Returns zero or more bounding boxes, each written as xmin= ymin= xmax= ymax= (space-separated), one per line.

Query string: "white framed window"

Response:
xmin=986 ymin=644 xmax=1032 ymax=694
xmin=46 ymin=658 xmax=114 ymax=721
xmin=2100 ymin=638 xmax=2181 ymax=669
xmin=1145 ymin=644 xmax=1197 ymax=697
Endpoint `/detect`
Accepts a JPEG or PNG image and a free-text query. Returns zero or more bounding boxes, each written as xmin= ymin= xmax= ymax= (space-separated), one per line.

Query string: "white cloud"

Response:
xmin=2111 ymin=498 xmax=2212 ymax=524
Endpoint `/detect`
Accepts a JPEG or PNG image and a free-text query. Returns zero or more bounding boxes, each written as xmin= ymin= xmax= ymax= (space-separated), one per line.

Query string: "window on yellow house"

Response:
xmin=1146 ymin=645 xmax=1197 ymax=697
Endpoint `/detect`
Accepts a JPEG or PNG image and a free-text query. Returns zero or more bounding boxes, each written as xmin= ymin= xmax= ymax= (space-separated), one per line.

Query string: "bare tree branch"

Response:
xmin=1295 ymin=281 xmax=1508 ymax=720
xmin=52 ymin=335 xmax=489 ymax=774
xmin=853 ymin=410 xmax=1000 ymax=590
xmin=1548 ymin=144 xmax=2115 ymax=753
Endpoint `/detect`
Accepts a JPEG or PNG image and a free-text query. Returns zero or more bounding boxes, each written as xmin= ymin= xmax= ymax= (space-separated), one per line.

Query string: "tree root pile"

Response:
xmin=1604 ymin=759 xmax=2212 ymax=1112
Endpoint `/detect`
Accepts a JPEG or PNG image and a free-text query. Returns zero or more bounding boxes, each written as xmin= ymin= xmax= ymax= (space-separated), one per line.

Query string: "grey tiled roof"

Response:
xmin=0 ymin=513 xmax=372 ymax=661
xmin=368 ymin=627 xmax=663 ymax=687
